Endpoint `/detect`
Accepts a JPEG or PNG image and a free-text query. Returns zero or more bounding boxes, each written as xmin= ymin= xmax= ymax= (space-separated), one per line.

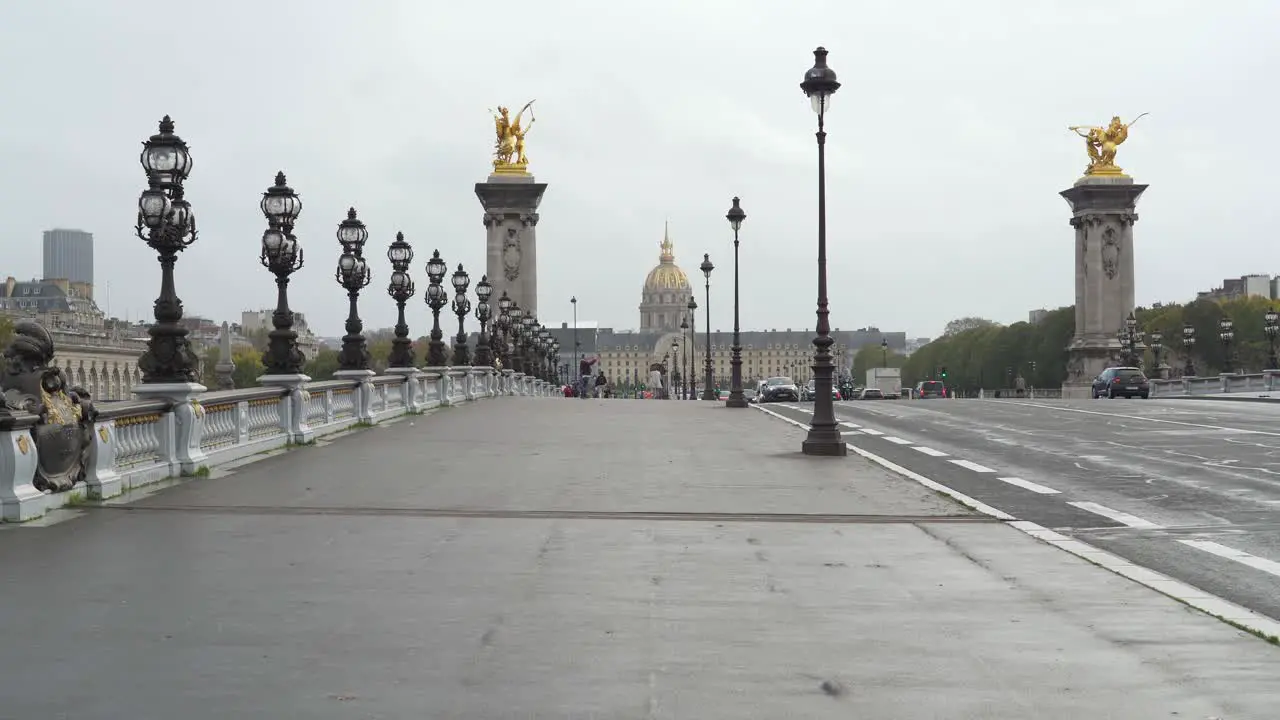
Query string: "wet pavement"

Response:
xmin=2 ymin=398 xmax=1279 ymax=718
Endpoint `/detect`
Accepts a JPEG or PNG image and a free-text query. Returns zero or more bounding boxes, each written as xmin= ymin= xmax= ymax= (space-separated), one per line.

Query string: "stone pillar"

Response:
xmin=0 ymin=411 xmax=45 ymax=522
xmin=214 ymin=321 xmax=236 ymax=390
xmin=475 ymin=175 xmax=548 ymax=317
xmin=259 ymin=373 xmax=316 ymax=443
xmin=333 ymin=369 xmax=375 ymax=424
xmin=1060 ymin=176 xmax=1147 ymax=398
xmin=132 ymin=382 xmax=209 ymax=474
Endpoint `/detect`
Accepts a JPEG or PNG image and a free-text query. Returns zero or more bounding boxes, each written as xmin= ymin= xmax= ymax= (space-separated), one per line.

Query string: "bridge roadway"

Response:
xmin=764 ymin=397 xmax=1280 ymax=623
xmin=2 ymin=398 xmax=1280 ymax=717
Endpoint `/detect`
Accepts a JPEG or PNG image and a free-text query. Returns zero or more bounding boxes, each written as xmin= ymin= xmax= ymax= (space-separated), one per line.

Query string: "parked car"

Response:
xmin=915 ymin=380 xmax=947 ymax=399
xmin=858 ymin=388 xmax=884 ymax=400
xmin=1092 ymin=367 xmax=1150 ymax=399
xmin=759 ymin=376 xmax=800 ymax=403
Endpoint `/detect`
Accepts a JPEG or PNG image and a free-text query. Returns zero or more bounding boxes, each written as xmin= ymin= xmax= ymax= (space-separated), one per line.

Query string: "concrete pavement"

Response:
xmin=2 ymin=398 xmax=1279 ymax=718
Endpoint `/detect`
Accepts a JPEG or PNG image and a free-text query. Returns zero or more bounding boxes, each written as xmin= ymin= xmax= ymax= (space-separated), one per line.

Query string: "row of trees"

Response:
xmin=200 ymin=328 xmax=425 ymax=389
xmin=899 ymin=296 xmax=1280 ymax=392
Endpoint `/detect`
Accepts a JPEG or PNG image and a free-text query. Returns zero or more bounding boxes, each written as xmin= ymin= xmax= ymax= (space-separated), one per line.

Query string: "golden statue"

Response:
xmin=1069 ymin=113 xmax=1147 ymax=177
xmin=490 ymin=100 xmax=536 ymax=175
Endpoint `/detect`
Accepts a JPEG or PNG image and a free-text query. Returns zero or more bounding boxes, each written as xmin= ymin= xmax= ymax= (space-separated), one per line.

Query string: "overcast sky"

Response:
xmin=3 ymin=0 xmax=1278 ymax=339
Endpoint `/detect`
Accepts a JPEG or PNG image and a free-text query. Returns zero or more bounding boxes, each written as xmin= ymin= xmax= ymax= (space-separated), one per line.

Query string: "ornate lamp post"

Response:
xmin=880 ymin=338 xmax=889 ymax=367
xmin=386 ymin=232 xmax=416 ymax=369
xmin=725 ymin=197 xmax=747 ymax=408
xmin=550 ymin=339 xmax=561 ymax=385
xmin=699 ymin=254 xmax=716 ymax=399
xmin=1149 ymin=331 xmax=1164 ymax=379
xmin=134 ymin=115 xmax=201 ymax=386
xmin=800 ymin=47 xmax=845 ymax=456
xmin=571 ymin=295 xmax=579 ymax=386
xmin=1265 ymin=309 xmax=1279 ymax=370
xmin=424 ymin=251 xmax=449 ymax=367
xmin=473 ymin=275 xmax=493 ymax=367
xmin=521 ymin=314 xmax=536 ymax=377
xmin=496 ymin=292 xmax=513 ymax=368
xmin=508 ymin=304 xmax=525 ymax=374
xmin=671 ymin=339 xmax=679 ymax=400
xmin=450 ymin=265 xmax=472 ymax=366
xmin=680 ymin=317 xmax=690 ymax=400
xmin=540 ymin=328 xmax=552 ymax=381
xmin=259 ymin=172 xmax=306 ymax=376
xmin=335 ymin=209 xmax=372 ymax=371
xmin=1219 ymin=317 xmax=1235 ymax=374
xmin=1182 ymin=323 xmax=1196 ymax=377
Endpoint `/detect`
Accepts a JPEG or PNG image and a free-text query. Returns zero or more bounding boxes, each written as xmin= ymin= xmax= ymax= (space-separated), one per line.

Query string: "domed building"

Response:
xmin=639 ymin=223 xmax=693 ymax=333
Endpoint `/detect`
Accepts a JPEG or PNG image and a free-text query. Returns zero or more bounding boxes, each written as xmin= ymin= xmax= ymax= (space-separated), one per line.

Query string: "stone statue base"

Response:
xmin=476 ymin=173 xmax=547 ymax=318
xmin=1061 ymin=340 xmax=1122 ymax=399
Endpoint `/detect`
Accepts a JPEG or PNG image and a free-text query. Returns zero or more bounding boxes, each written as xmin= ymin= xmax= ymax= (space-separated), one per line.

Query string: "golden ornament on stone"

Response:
xmin=1068 ymin=113 xmax=1147 ymax=178
xmin=490 ymin=100 xmax=537 ymax=175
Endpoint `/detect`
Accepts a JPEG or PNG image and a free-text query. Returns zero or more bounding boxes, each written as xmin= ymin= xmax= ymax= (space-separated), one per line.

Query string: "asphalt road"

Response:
xmin=761 ymin=397 xmax=1280 ymax=622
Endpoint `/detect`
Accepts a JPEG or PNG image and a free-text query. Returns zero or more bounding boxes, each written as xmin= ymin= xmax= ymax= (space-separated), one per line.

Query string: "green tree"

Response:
xmin=851 ymin=344 xmax=905 ymax=383
xmin=231 ymin=348 xmax=264 ymax=388
xmin=201 ymin=346 xmax=221 ymax=388
xmin=304 ymin=348 xmax=340 ymax=380
xmin=0 ymin=316 xmax=14 ymax=348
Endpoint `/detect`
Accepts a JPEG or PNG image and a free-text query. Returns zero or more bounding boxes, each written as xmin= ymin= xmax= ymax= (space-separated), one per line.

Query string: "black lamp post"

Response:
xmin=800 ymin=47 xmax=845 ymax=456
xmin=880 ymin=338 xmax=888 ymax=367
xmin=1219 ymin=317 xmax=1235 ymax=374
xmin=134 ymin=115 xmax=201 ymax=384
xmin=571 ymin=295 xmax=579 ymax=386
xmin=474 ymin=275 xmax=493 ymax=367
xmin=450 ymin=265 xmax=472 ymax=366
xmin=521 ymin=314 xmax=536 ymax=376
xmin=680 ymin=316 xmax=690 ymax=400
xmin=259 ymin=172 xmax=306 ymax=375
xmin=496 ymin=291 xmax=513 ymax=369
xmin=1182 ymin=323 xmax=1196 ymax=377
xmin=507 ymin=304 xmax=524 ymax=374
xmin=699 ymin=253 xmax=715 ymax=400
xmin=550 ymin=340 xmax=560 ymax=385
xmin=725 ymin=197 xmax=747 ymax=408
xmin=386 ymin=232 xmax=416 ymax=369
xmin=424 ymin=250 xmax=449 ymax=367
xmin=671 ymin=339 xmax=679 ymax=400
xmin=540 ymin=328 xmax=552 ymax=381
xmin=1149 ymin=331 xmax=1163 ymax=377
xmin=335 ymin=208 xmax=372 ymax=372
xmin=1265 ymin=309 xmax=1279 ymax=370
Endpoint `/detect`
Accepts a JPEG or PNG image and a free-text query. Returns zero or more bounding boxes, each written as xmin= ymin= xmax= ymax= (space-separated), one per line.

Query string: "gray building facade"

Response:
xmin=43 ymin=228 xmax=94 ymax=296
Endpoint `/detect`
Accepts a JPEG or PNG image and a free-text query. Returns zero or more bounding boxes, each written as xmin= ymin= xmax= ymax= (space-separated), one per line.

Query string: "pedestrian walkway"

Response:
xmin=1 ymin=399 xmax=1277 ymax=718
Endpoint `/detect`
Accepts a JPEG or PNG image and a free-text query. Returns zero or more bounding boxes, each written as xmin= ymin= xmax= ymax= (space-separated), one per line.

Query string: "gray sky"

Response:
xmin=3 ymin=0 xmax=1278 ymax=339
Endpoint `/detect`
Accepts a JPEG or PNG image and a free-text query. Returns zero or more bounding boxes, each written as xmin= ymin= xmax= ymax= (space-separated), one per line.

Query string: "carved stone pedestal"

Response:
xmin=258 ymin=373 xmax=316 ymax=443
xmin=1060 ymin=175 xmax=1148 ymax=397
xmin=133 ymin=381 xmax=209 ymax=475
xmin=475 ymin=174 xmax=547 ymax=317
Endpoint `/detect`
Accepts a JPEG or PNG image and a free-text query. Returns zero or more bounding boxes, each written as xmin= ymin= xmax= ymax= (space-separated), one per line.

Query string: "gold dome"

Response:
xmin=643 ymin=222 xmax=691 ymax=293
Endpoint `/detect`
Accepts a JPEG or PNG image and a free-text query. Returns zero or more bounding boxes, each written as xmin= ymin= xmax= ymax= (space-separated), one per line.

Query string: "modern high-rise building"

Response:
xmin=42 ymin=228 xmax=94 ymax=299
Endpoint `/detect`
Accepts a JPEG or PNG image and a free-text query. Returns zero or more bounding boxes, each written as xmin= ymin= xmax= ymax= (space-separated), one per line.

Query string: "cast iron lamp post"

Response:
xmin=680 ymin=317 xmax=690 ymax=400
xmin=1266 ymin=309 xmax=1280 ymax=369
xmin=335 ymin=208 xmax=372 ymax=371
xmin=450 ymin=265 xmax=472 ymax=366
xmin=1181 ymin=323 xmax=1196 ymax=377
xmin=521 ymin=314 xmax=536 ymax=376
xmin=671 ymin=339 xmax=679 ymax=400
xmin=725 ymin=197 xmax=747 ymax=408
xmin=134 ymin=115 xmax=200 ymax=384
xmin=571 ymin=295 xmax=579 ymax=386
xmin=685 ymin=296 xmax=697 ymax=399
xmin=386 ymin=232 xmax=416 ymax=369
xmin=540 ymin=328 xmax=552 ymax=380
xmin=880 ymin=338 xmax=888 ymax=367
xmin=508 ymin=304 xmax=524 ymax=374
xmin=699 ymin=254 xmax=716 ymax=400
xmin=424 ymin=250 xmax=449 ymax=367
xmin=259 ymin=172 xmax=306 ymax=375
xmin=800 ymin=47 xmax=845 ymax=456
xmin=550 ymin=339 xmax=560 ymax=385
xmin=496 ymin=292 xmax=513 ymax=368
xmin=1149 ymin=331 xmax=1163 ymax=377
xmin=474 ymin=275 xmax=493 ymax=367
xmin=1219 ymin=317 xmax=1235 ymax=374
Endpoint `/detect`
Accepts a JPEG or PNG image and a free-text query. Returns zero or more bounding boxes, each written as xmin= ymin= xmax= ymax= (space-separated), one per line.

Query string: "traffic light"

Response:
xmin=940 ymin=366 xmax=948 ymax=378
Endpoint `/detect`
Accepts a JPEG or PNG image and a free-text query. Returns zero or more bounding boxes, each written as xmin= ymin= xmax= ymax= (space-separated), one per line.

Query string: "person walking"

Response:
xmin=594 ymin=371 xmax=608 ymax=399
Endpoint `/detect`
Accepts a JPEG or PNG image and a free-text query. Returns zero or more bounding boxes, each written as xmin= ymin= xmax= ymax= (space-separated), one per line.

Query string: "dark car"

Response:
xmin=759 ymin=376 xmax=799 ymax=403
xmin=1092 ymin=367 xmax=1150 ymax=399
xmin=915 ymin=380 xmax=947 ymax=399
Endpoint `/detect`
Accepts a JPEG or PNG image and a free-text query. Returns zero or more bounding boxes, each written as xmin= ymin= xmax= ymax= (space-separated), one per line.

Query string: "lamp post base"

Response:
xmin=725 ymin=393 xmax=749 ymax=408
xmin=802 ymin=428 xmax=847 ymax=456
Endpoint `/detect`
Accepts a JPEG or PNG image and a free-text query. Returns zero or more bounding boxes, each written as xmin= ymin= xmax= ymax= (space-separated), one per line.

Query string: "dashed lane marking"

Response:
xmin=839 ymin=421 xmax=859 ymax=428
xmin=860 ymin=428 xmax=884 ymax=436
xmin=883 ymin=436 xmax=912 ymax=445
xmin=1067 ymin=501 xmax=1162 ymax=529
xmin=913 ymin=446 xmax=948 ymax=457
xmin=997 ymin=477 xmax=1061 ymax=495
xmin=1005 ymin=401 xmax=1280 ymax=437
xmin=1179 ymin=540 xmax=1280 ymax=579
xmin=949 ymin=459 xmax=996 ymax=473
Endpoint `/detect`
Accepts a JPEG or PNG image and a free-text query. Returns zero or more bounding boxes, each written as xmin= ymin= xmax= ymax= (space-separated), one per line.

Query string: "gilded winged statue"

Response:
xmin=1069 ymin=113 xmax=1146 ymax=177
xmin=491 ymin=100 xmax=536 ymax=173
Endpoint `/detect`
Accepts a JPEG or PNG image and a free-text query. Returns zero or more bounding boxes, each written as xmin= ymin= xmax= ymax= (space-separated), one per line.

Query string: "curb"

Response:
xmin=1155 ymin=395 xmax=1280 ymax=404
xmin=750 ymin=403 xmax=1280 ymax=645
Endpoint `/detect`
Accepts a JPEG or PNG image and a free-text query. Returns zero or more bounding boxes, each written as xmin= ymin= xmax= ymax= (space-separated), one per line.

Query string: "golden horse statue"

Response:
xmin=1069 ymin=113 xmax=1146 ymax=177
xmin=491 ymin=100 xmax=536 ymax=173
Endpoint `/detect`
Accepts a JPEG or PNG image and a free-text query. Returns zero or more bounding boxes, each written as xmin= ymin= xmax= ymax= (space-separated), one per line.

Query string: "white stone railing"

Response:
xmin=1 ymin=367 xmax=539 ymax=522
xmin=1149 ymin=370 xmax=1280 ymax=397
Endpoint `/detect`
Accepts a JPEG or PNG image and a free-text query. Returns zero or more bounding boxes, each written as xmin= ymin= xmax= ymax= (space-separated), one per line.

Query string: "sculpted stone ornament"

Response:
xmin=503 ymin=227 xmax=522 ymax=281
xmin=1101 ymin=226 xmax=1121 ymax=279
xmin=1 ymin=321 xmax=98 ymax=492
xmin=1069 ymin=113 xmax=1146 ymax=178
xmin=490 ymin=100 xmax=537 ymax=175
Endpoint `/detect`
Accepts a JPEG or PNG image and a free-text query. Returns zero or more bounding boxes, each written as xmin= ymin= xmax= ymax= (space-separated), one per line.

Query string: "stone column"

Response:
xmin=1060 ymin=176 xmax=1147 ymax=398
xmin=475 ymin=175 xmax=548 ymax=317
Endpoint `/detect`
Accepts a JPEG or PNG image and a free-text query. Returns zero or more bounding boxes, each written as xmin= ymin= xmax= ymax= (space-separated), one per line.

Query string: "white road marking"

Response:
xmin=883 ymin=436 xmax=912 ymax=445
xmin=778 ymin=405 xmax=798 ymax=410
xmin=860 ymin=428 xmax=884 ymax=436
xmin=1179 ymin=540 xmax=1280 ymax=579
xmin=1067 ymin=501 xmax=1161 ymax=529
xmin=997 ymin=477 xmax=1061 ymax=494
xmin=838 ymin=421 xmax=859 ymax=428
xmin=949 ymin=459 xmax=996 ymax=473
xmin=913 ymin=446 xmax=948 ymax=457
xmin=1007 ymin=401 xmax=1280 ymax=437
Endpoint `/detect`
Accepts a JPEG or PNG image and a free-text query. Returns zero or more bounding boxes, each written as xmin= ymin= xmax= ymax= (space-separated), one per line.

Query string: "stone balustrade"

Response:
xmin=1148 ymin=371 xmax=1280 ymax=397
xmin=1 ymin=367 xmax=558 ymax=522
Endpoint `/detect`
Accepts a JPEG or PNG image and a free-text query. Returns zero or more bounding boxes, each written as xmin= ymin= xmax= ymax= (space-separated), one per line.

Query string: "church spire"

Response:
xmin=659 ymin=221 xmax=674 ymax=263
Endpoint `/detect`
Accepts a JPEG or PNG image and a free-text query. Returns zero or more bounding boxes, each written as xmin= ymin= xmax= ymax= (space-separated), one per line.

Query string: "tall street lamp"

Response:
xmin=699 ymin=254 xmax=715 ymax=400
xmin=799 ymin=47 xmax=845 ymax=456
xmin=496 ymin=291 xmax=513 ymax=369
xmin=450 ymin=265 xmax=472 ymax=366
xmin=571 ymin=295 xmax=579 ymax=386
xmin=725 ymin=197 xmax=747 ymax=408
xmin=259 ymin=172 xmax=306 ymax=376
xmin=508 ymin=304 xmax=525 ymax=374
xmin=680 ymin=316 xmax=690 ymax=400
xmin=880 ymin=338 xmax=888 ymax=367
xmin=1149 ymin=331 xmax=1164 ymax=378
xmin=386 ymin=232 xmax=416 ymax=369
xmin=335 ymin=209 xmax=372 ymax=371
xmin=474 ymin=275 xmax=493 ymax=367
xmin=1265 ymin=309 xmax=1279 ymax=369
xmin=134 ymin=115 xmax=201 ymax=385
xmin=521 ymin=313 xmax=536 ymax=376
xmin=424 ymin=251 xmax=449 ymax=367
xmin=1181 ymin=323 xmax=1196 ymax=377
xmin=671 ymin=339 xmax=679 ymax=400
xmin=540 ymin=327 xmax=552 ymax=381
xmin=1219 ymin=316 xmax=1235 ymax=374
